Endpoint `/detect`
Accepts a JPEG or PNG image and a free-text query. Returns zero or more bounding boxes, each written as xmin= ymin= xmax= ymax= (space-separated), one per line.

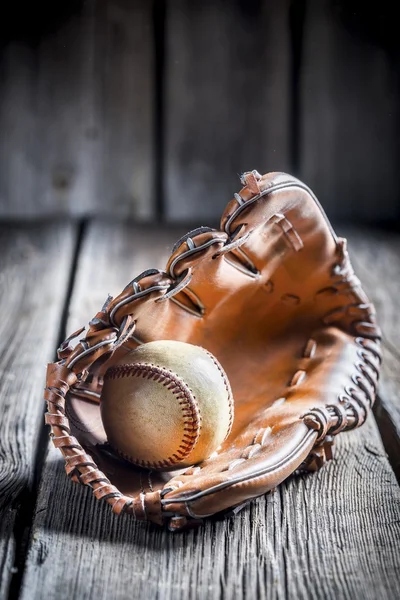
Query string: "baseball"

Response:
xmin=100 ymin=340 xmax=234 ymax=470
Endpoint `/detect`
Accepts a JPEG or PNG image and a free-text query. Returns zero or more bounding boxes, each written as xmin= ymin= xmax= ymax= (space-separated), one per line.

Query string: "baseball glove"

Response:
xmin=44 ymin=170 xmax=381 ymax=531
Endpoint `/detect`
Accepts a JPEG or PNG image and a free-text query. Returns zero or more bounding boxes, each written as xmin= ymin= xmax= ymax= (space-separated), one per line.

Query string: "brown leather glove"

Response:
xmin=44 ymin=171 xmax=381 ymax=531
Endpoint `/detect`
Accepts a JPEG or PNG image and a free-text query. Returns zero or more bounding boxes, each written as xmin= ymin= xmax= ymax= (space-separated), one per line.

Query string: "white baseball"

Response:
xmin=100 ymin=340 xmax=234 ymax=470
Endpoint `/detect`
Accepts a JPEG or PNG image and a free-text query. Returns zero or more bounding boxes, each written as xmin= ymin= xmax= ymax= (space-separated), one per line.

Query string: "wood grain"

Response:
xmin=300 ymin=0 xmax=400 ymax=221
xmin=164 ymin=0 xmax=291 ymax=223
xmin=0 ymin=223 xmax=76 ymax=599
xmin=20 ymin=223 xmax=400 ymax=600
xmin=0 ymin=0 xmax=154 ymax=219
xmin=92 ymin=0 xmax=155 ymax=219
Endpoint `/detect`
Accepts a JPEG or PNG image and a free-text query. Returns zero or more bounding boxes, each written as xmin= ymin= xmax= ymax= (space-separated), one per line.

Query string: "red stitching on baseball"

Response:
xmin=105 ymin=363 xmax=201 ymax=468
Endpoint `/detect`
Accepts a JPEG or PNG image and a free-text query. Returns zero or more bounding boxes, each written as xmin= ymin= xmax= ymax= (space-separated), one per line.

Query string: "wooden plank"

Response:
xmin=346 ymin=229 xmax=400 ymax=476
xmin=0 ymin=222 xmax=76 ymax=599
xmin=0 ymin=0 xmax=154 ymax=218
xmin=0 ymin=43 xmax=38 ymax=216
xmin=21 ymin=224 xmax=400 ymax=600
xmin=92 ymin=0 xmax=155 ymax=219
xmin=300 ymin=0 xmax=400 ymax=221
xmin=164 ymin=0 xmax=291 ymax=223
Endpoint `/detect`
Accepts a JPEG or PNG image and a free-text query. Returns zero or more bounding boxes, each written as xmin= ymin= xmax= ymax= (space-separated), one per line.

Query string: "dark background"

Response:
xmin=1 ymin=0 xmax=399 ymax=226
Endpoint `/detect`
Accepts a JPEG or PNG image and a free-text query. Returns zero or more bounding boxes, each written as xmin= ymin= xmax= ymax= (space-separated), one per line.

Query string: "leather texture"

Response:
xmin=44 ymin=171 xmax=381 ymax=531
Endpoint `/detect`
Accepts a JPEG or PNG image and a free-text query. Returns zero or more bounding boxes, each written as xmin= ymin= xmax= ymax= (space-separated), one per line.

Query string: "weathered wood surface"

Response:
xmin=300 ymin=0 xmax=400 ymax=221
xmin=2 ymin=2 xmax=400 ymax=223
xmin=346 ymin=229 xmax=400 ymax=477
xmin=0 ymin=223 xmax=76 ymax=599
xmin=18 ymin=223 xmax=400 ymax=600
xmin=164 ymin=0 xmax=291 ymax=222
xmin=0 ymin=0 xmax=154 ymax=219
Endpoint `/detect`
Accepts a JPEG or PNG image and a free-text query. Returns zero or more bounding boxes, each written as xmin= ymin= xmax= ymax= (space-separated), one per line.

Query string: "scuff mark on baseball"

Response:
xmin=100 ymin=340 xmax=234 ymax=470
